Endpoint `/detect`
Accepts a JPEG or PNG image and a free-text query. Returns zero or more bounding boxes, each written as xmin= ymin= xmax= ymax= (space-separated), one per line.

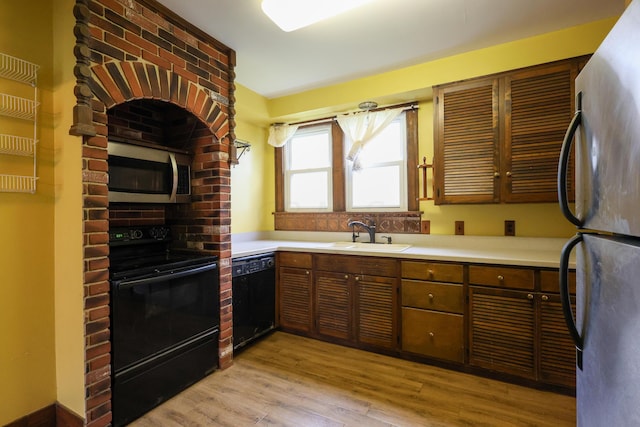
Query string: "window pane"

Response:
xmin=351 ymin=165 xmax=401 ymax=208
xmin=289 ymin=132 xmax=331 ymax=170
xmin=357 ymin=120 xmax=403 ymax=165
xmin=290 ymin=171 xmax=329 ymax=209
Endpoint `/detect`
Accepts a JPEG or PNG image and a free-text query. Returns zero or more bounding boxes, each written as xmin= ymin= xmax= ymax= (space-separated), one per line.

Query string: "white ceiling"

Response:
xmin=156 ymin=0 xmax=624 ymax=99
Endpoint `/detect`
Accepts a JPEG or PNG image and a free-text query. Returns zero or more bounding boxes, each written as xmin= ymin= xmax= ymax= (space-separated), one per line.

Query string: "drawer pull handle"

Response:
xmin=428 ymin=293 xmax=434 ymax=300
xmin=527 ymin=293 xmax=534 ymax=300
xmin=427 ymin=269 xmax=434 ymax=277
xmin=541 ymin=295 xmax=549 ymax=301
xmin=497 ymin=275 xmax=504 ymax=281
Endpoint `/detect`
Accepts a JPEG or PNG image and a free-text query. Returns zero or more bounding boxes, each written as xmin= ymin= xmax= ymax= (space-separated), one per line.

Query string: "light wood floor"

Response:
xmin=131 ymin=332 xmax=576 ymax=426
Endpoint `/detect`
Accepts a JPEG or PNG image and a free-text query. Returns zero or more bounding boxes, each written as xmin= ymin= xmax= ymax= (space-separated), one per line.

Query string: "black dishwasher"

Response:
xmin=232 ymin=253 xmax=276 ymax=350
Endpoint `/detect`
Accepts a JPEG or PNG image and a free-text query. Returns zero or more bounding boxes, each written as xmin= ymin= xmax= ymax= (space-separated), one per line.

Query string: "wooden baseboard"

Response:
xmin=4 ymin=403 xmax=83 ymax=427
xmin=55 ymin=404 xmax=83 ymax=427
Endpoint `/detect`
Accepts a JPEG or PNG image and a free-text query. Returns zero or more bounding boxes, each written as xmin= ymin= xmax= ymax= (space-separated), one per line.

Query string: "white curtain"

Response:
xmin=337 ymin=107 xmax=404 ymax=170
xmin=267 ymin=123 xmax=299 ymax=147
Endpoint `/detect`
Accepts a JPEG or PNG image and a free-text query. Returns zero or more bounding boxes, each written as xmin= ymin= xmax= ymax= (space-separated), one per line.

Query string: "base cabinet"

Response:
xmin=315 ymin=270 xmax=351 ymax=341
xmin=402 ymin=308 xmax=464 ymax=362
xmin=277 ymin=252 xmax=398 ymax=351
xmin=400 ymin=261 xmax=465 ymax=363
xmin=276 ymin=252 xmax=576 ymax=391
xmin=469 ymin=286 xmax=536 ymax=378
xmin=469 ymin=266 xmax=577 ymax=387
xmin=356 ymin=275 xmax=396 ymax=349
xmin=277 ymin=253 xmax=313 ymax=334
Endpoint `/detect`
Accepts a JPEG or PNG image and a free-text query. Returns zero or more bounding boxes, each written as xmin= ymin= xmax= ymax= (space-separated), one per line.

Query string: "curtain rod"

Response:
xmin=278 ymin=102 xmax=419 ymax=128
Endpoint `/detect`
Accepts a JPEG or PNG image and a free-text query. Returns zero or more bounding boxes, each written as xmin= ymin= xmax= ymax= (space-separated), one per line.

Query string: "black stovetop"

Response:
xmin=109 ymin=225 xmax=217 ymax=280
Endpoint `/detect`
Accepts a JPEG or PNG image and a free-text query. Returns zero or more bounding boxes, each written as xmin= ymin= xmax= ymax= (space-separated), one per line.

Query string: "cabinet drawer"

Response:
xmin=540 ymin=269 xmax=576 ymax=294
xmin=278 ymin=252 xmax=312 ymax=269
xmin=315 ymin=254 xmax=396 ymax=277
xmin=401 ymin=280 xmax=463 ymax=314
xmin=469 ymin=265 xmax=534 ymax=290
xmin=401 ymin=261 xmax=463 ymax=283
xmin=402 ymin=308 xmax=464 ymax=362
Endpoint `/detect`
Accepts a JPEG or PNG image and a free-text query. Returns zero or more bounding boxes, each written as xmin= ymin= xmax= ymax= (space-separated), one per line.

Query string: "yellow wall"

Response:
xmin=232 ymin=85 xmax=275 ymax=233
xmin=52 ymin=0 xmax=85 ymax=417
xmin=232 ymin=17 xmax=619 ymax=237
xmin=0 ymin=1 xmax=85 ymax=423
xmin=0 ymin=1 xmax=57 ymax=423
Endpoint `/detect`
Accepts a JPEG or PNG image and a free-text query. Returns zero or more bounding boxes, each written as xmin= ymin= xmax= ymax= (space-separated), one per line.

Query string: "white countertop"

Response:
xmin=232 ymin=231 xmax=576 ymax=269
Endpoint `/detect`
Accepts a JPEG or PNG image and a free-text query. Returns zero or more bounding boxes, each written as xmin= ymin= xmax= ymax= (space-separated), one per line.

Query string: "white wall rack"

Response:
xmin=0 ymin=52 xmax=39 ymax=194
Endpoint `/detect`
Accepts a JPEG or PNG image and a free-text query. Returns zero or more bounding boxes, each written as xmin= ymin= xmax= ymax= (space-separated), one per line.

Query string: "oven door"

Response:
xmin=111 ymin=262 xmax=219 ymax=373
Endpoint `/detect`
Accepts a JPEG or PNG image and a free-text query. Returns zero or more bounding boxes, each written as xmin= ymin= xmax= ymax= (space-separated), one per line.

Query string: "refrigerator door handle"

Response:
xmin=560 ymin=233 xmax=584 ymax=353
xmin=557 ymin=92 xmax=583 ymax=227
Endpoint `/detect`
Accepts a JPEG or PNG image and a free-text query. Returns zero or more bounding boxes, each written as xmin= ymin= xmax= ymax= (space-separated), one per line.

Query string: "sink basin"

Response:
xmin=325 ymin=242 xmax=411 ymax=252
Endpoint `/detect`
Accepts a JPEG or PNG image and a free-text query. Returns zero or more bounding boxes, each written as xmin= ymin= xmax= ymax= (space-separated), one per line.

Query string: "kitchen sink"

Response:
xmin=325 ymin=242 xmax=412 ymax=252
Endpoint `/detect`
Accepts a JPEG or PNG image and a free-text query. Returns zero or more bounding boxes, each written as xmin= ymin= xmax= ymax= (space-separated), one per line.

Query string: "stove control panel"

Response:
xmin=109 ymin=225 xmax=172 ymax=245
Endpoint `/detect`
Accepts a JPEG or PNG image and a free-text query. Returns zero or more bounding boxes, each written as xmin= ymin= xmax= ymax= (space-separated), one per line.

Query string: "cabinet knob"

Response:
xmin=497 ymin=275 xmax=504 ymax=281
xmin=506 ymin=171 xmax=512 ymax=177
xmin=355 ymin=276 xmax=360 ymax=281
xmin=541 ymin=295 xmax=549 ymax=301
xmin=527 ymin=293 xmax=534 ymax=300
xmin=305 ymin=270 xmax=310 ymax=275
xmin=427 ymin=269 xmax=434 ymax=277
xmin=428 ymin=293 xmax=434 ymax=300
xmin=429 ymin=332 xmax=435 ymax=338
xmin=344 ymin=275 xmax=349 ymax=279
xmin=494 ymin=172 xmax=500 ymax=178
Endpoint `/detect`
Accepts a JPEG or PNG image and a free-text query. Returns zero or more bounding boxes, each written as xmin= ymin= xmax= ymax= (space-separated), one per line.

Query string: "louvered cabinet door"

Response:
xmin=356 ymin=275 xmax=397 ymax=350
xmin=434 ymin=78 xmax=500 ymax=204
xmin=539 ymin=293 xmax=576 ymax=388
xmin=503 ymin=62 xmax=578 ymax=202
xmin=278 ymin=266 xmax=313 ymax=333
xmin=315 ymin=271 xmax=352 ymax=341
xmin=469 ymin=286 xmax=535 ymax=379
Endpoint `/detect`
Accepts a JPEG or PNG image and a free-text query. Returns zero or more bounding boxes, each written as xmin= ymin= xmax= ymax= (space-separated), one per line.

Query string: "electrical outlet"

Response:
xmin=421 ymin=220 xmax=431 ymax=234
xmin=505 ymin=220 xmax=516 ymax=236
xmin=455 ymin=221 xmax=464 ymax=235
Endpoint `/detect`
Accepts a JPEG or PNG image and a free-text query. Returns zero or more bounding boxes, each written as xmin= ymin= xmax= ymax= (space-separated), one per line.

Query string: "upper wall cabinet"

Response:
xmin=433 ymin=56 xmax=588 ymax=205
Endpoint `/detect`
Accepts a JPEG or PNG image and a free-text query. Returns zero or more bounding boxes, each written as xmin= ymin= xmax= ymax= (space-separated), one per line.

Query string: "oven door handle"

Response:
xmin=115 ymin=263 xmax=218 ymax=289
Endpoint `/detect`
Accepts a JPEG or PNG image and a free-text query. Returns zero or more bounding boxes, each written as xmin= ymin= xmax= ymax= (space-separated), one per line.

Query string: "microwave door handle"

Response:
xmin=169 ymin=153 xmax=179 ymax=202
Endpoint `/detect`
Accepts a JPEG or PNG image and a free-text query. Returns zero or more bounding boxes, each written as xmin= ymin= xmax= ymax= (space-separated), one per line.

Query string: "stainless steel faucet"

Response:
xmin=347 ymin=218 xmax=376 ymax=243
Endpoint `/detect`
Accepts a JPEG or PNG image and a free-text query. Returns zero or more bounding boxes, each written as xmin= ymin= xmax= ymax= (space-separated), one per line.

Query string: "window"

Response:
xmin=346 ymin=113 xmax=407 ymax=211
xmin=275 ymin=107 xmax=419 ymax=222
xmin=284 ymin=124 xmax=333 ymax=211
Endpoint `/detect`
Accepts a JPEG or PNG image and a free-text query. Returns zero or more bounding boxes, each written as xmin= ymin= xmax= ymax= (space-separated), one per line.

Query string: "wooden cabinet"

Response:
xmin=277 ymin=252 xmax=313 ymax=333
xmin=469 ymin=285 xmax=536 ymax=378
xmin=401 ymin=261 xmax=465 ymax=362
xmin=276 ymin=251 xmax=576 ymax=391
xmin=469 ymin=265 xmax=577 ymax=387
xmin=315 ymin=270 xmax=352 ymax=340
xmin=538 ymin=270 xmax=577 ymax=388
xmin=314 ymin=254 xmax=398 ymax=350
xmin=356 ymin=274 xmax=397 ymax=349
xmin=434 ymin=56 xmax=586 ymax=204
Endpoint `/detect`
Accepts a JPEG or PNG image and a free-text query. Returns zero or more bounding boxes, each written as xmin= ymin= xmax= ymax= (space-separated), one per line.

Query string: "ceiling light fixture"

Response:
xmin=261 ymin=0 xmax=375 ymax=32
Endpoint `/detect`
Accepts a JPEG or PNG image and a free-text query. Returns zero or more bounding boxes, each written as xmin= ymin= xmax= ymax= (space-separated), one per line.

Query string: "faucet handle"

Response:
xmin=380 ymin=235 xmax=392 ymax=244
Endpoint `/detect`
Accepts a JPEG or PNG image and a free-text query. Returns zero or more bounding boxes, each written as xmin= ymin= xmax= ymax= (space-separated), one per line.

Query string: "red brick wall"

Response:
xmin=81 ymin=1 xmax=235 ymax=425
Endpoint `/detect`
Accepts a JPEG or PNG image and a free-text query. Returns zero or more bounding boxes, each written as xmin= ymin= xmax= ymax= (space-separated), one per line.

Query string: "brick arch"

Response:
xmin=91 ymin=61 xmax=230 ymax=142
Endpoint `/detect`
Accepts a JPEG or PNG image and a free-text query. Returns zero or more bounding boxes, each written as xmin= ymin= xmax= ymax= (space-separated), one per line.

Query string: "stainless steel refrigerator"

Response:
xmin=558 ymin=1 xmax=640 ymax=425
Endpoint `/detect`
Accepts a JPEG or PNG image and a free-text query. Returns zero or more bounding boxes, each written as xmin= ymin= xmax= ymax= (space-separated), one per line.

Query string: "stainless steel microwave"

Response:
xmin=108 ymin=141 xmax=191 ymax=204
